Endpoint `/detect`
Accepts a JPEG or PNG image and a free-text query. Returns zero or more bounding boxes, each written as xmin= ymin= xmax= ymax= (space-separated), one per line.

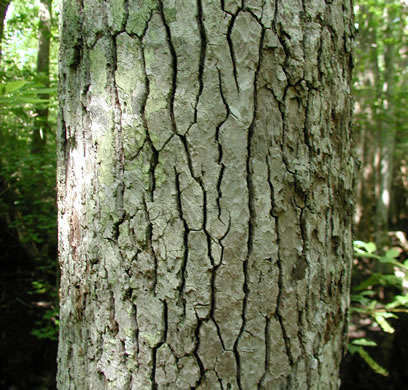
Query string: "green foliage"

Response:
xmin=0 ymin=0 xmax=60 ymax=343
xmin=348 ymin=343 xmax=390 ymax=377
xmin=349 ymin=240 xmax=408 ymax=376
xmin=354 ymin=0 xmax=408 ymax=162
xmin=31 ymin=308 xmax=59 ymax=341
xmin=30 ymin=279 xmax=59 ymax=341
xmin=0 ymin=79 xmax=57 ymax=106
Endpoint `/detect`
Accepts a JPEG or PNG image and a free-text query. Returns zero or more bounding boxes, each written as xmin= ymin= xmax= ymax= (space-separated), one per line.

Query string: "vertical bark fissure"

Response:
xmin=258 ymin=316 xmax=270 ymax=389
xmin=157 ymin=0 xmax=178 ymax=134
xmin=215 ymin=68 xmax=229 ymax=220
xmin=298 ymin=205 xmax=311 ymax=371
xmin=110 ymin=35 xmax=125 ymax=222
xmin=174 ymin=168 xmax=189 ymax=311
xmin=151 ymin=347 xmax=158 ymax=390
xmin=195 ymin=0 xmax=207 ymax=124
xmin=121 ymin=0 xmax=130 ymax=32
xmin=272 ymin=0 xmax=278 ymax=33
xmin=233 ymin=19 xmax=265 ymax=389
xmin=275 ymin=220 xmax=294 ymax=366
xmin=202 ymin=188 xmax=218 ymax=312
xmin=149 ymin=146 xmax=159 ymax=201
xmin=151 ymin=299 xmax=168 ymax=390
xmin=143 ymin=196 xmax=159 ymax=294
xmin=192 ymin=320 xmax=205 ymax=388
xmin=133 ymin=303 xmax=140 ymax=357
xmin=226 ymin=11 xmax=240 ymax=93
xmin=138 ymin=34 xmax=158 ymax=202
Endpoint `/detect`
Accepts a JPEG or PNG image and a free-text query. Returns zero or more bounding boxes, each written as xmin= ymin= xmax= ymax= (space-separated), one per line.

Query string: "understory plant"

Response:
xmin=348 ymin=240 xmax=408 ymax=376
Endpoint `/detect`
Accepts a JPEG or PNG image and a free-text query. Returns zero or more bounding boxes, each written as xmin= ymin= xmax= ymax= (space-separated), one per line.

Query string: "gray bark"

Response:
xmin=57 ymin=1 xmax=354 ymax=389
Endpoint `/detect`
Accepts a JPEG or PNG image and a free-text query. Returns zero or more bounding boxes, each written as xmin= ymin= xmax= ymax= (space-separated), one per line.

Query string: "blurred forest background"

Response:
xmin=2 ymin=0 xmax=408 ymax=389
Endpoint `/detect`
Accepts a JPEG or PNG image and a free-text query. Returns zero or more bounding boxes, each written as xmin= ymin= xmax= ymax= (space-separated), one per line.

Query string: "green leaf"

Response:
xmin=354 ymin=241 xmax=377 ymax=255
xmin=358 ymin=347 xmax=389 ymax=376
xmin=386 ymin=295 xmax=408 ymax=309
xmin=365 ymin=242 xmax=377 ymax=254
xmin=351 ymin=338 xmax=377 ymax=347
xmin=385 ymin=248 xmax=400 ymax=259
xmin=374 ymin=313 xmax=396 ymax=334
xmin=4 ymin=80 xmax=28 ymax=93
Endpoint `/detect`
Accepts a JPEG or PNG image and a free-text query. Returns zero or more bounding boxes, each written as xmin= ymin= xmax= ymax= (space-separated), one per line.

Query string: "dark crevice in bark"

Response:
xmin=112 ymin=213 xmax=126 ymax=242
xmin=216 ymin=164 xmax=225 ymax=220
xmin=109 ymin=292 xmax=119 ymax=335
xmin=272 ymin=0 xmax=279 ymax=34
xmin=258 ymin=316 xmax=270 ymax=389
xmin=215 ymin=68 xmax=229 ymax=220
xmin=109 ymin=35 xmax=127 ymax=239
xmin=218 ymin=376 xmax=225 ymax=390
xmin=243 ymin=5 xmax=263 ymax=24
xmin=276 ymin=240 xmax=294 ymax=366
xmin=151 ymin=300 xmax=168 ymax=390
xmin=162 ymin=299 xmax=168 ymax=342
xmin=158 ymin=0 xmax=178 ymax=134
xmin=226 ymin=11 xmax=240 ymax=93
xmin=213 ymin=221 xmax=231 ymax=351
xmin=316 ymin=28 xmax=326 ymax=84
xmin=143 ymin=196 xmax=159 ymax=295
xmin=133 ymin=304 xmax=140 ymax=355
xmin=202 ymin=188 xmax=221 ymax=324
xmin=111 ymin=37 xmax=125 ymax=152
xmin=179 ymin=134 xmax=201 ymax=188
xmin=208 ymin=255 xmax=219 ymax=321
xmin=233 ymin=24 xmax=265 ymax=389
xmin=297 ymin=208 xmax=311 ymax=369
xmin=303 ymin=90 xmax=312 ymax=149
xmin=174 ymin=168 xmax=189 ymax=314
xmin=278 ymin=97 xmax=296 ymax=177
xmin=136 ymin=9 xmax=155 ymax=39
xmin=192 ymin=320 xmax=205 ymax=389
xmin=69 ymin=36 xmax=84 ymax=69
xmin=213 ymin=317 xmax=227 ymax=352
xmin=266 ymin=155 xmax=277 ymax=218
xmin=194 ymin=0 xmax=207 ymax=124
xmin=210 ymin=227 xmax=229 ymax=351
xmin=149 ymin=147 xmax=159 ymax=201
xmin=121 ymin=0 xmax=130 ymax=32
xmin=138 ymin=38 xmax=158 ymax=202
xmin=151 ymin=347 xmax=158 ymax=390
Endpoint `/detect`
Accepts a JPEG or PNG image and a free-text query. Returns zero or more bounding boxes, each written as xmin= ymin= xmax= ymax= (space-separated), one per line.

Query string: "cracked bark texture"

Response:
xmin=57 ymin=0 xmax=354 ymax=389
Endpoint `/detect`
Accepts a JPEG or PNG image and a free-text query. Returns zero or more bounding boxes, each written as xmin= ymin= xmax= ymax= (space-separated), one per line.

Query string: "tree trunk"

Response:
xmin=353 ymin=6 xmax=381 ymax=241
xmin=57 ymin=1 xmax=354 ymax=389
xmin=374 ymin=8 xmax=397 ymax=248
xmin=0 ymin=0 xmax=10 ymax=62
xmin=32 ymin=0 xmax=52 ymax=154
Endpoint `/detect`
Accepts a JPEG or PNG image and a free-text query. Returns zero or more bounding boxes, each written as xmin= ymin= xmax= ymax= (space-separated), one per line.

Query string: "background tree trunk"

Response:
xmin=353 ymin=6 xmax=381 ymax=241
xmin=374 ymin=7 xmax=397 ymax=249
xmin=57 ymin=1 xmax=354 ymax=389
xmin=32 ymin=0 xmax=51 ymax=154
xmin=0 ymin=0 xmax=10 ymax=61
